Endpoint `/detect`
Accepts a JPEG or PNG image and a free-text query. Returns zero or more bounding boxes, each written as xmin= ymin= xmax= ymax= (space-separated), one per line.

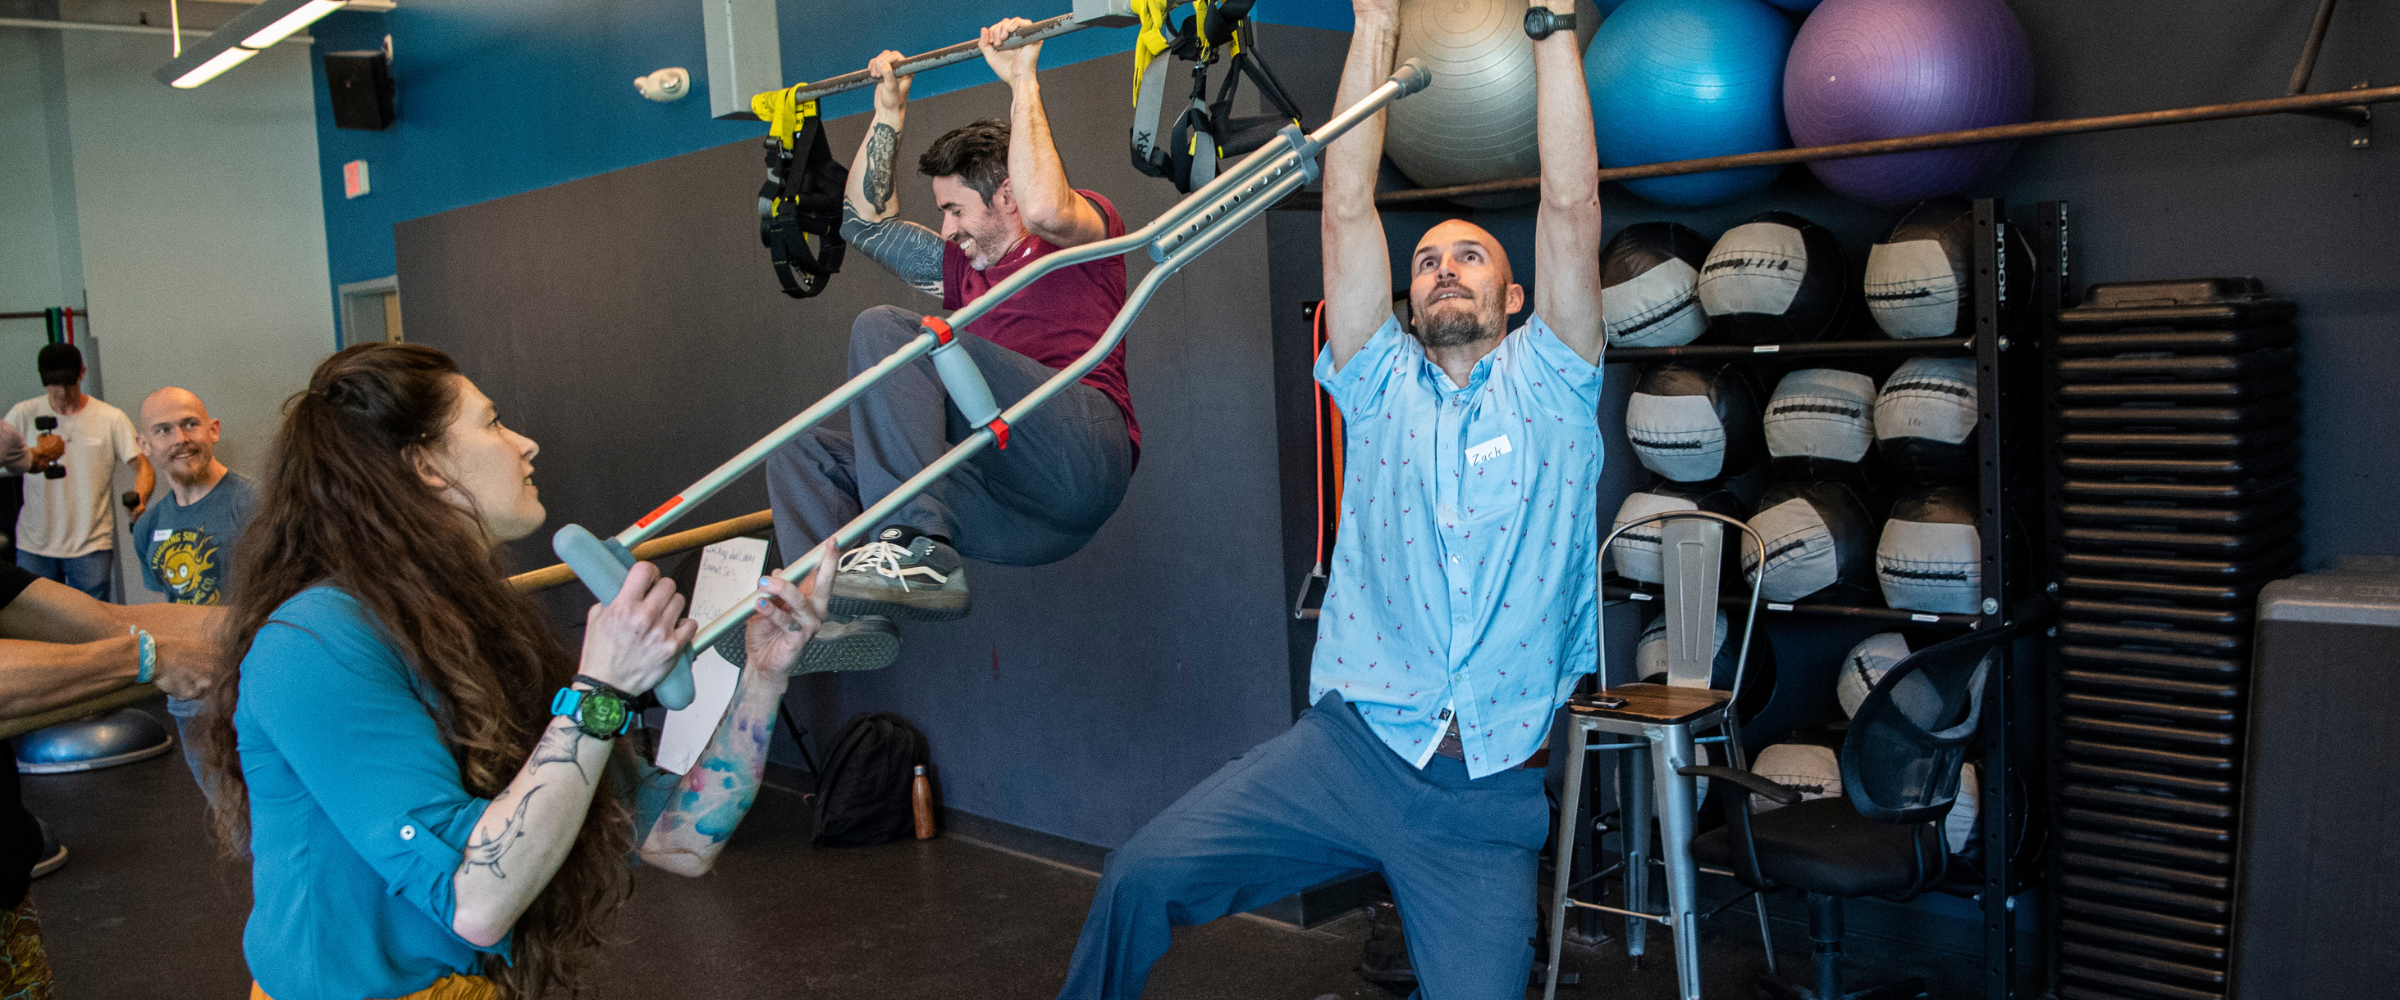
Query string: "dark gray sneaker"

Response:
xmin=831 ymin=528 xmax=970 ymax=621
xmin=710 ymin=614 xmax=901 ymax=675
xmin=795 ymin=615 xmax=900 ymax=674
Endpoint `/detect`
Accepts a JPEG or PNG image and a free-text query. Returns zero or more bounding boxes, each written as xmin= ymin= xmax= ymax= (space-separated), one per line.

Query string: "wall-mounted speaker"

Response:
xmin=324 ymin=51 xmax=396 ymax=131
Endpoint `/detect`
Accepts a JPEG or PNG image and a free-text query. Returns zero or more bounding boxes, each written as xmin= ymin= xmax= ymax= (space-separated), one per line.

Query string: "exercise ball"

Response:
xmin=1385 ymin=0 xmax=1598 ymax=199
xmin=1763 ymin=0 xmax=1823 ymax=9
xmin=1834 ymin=628 xmax=1946 ymax=719
xmin=16 ymin=709 xmax=175 ymax=773
xmin=1601 ymin=222 xmax=1714 ymax=348
xmin=1750 ymin=741 xmax=1843 ymax=812
xmin=1625 ymin=361 xmax=1763 ymax=483
xmin=1783 ymin=0 xmax=2035 ymax=207
xmin=1764 ymin=368 xmax=1878 ymax=480
xmin=1874 ymin=356 xmax=1977 ymax=485
xmin=1741 ymin=479 xmax=1877 ymax=603
xmin=1864 ymin=197 xmax=2031 ymax=339
xmin=1877 ymin=484 xmax=1980 ymax=614
xmin=1585 ymin=0 xmax=1794 ymax=207
xmin=1697 ymin=211 xmax=1848 ymax=344
xmin=1610 ymin=478 xmax=1750 ymax=584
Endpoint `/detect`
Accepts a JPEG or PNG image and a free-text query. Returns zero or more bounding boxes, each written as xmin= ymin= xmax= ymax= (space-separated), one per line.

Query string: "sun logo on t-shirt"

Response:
xmin=151 ymin=529 xmax=222 ymax=606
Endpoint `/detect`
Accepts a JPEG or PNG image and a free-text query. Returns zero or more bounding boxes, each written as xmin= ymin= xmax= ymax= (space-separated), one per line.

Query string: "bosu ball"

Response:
xmin=1609 ymin=478 xmax=1750 ymax=584
xmin=1863 ymin=196 xmax=2031 ymax=340
xmin=1877 ymin=485 xmax=1983 ymax=614
xmin=16 ymin=708 xmax=175 ymax=773
xmin=1764 ymin=368 xmax=1878 ymax=479
xmin=1696 ymin=210 xmax=1849 ymax=345
xmin=1601 ymin=222 xmax=1713 ymax=348
xmin=1624 ymin=362 xmax=1762 ymax=483
xmin=1742 ymin=479 xmax=1878 ymax=604
xmin=1875 ymin=357 xmax=1979 ymax=484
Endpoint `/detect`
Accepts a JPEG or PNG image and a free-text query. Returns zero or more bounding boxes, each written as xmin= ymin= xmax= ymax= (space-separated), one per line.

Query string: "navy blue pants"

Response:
xmin=1057 ymin=692 xmax=1549 ymax=1000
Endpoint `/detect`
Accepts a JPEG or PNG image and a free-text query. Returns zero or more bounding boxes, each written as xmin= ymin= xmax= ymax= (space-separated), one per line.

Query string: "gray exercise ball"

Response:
xmin=1384 ymin=0 xmax=1598 ymax=205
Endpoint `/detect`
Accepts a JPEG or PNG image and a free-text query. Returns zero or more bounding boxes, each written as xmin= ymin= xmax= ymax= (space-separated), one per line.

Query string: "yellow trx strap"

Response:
xmin=752 ymin=85 xmax=821 ymax=159
xmin=1130 ymin=0 xmax=1174 ymax=104
xmin=751 ymin=84 xmax=847 ymax=299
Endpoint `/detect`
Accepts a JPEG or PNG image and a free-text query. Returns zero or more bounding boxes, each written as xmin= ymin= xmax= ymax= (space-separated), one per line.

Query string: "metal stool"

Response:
xmin=1544 ymin=511 xmax=1769 ymax=1000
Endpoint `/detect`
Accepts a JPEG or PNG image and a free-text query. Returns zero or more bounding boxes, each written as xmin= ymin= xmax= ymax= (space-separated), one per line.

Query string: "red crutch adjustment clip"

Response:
xmin=923 ymin=317 xmax=954 ymax=345
xmin=988 ymin=417 xmax=1012 ymax=450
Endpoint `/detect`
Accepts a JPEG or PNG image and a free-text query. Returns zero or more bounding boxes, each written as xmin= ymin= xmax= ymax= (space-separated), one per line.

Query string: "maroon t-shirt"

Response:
xmin=942 ymin=190 xmax=1139 ymax=461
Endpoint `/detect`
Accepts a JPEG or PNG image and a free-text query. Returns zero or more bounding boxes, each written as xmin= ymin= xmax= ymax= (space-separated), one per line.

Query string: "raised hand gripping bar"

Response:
xmin=556 ymin=60 xmax=1432 ymax=704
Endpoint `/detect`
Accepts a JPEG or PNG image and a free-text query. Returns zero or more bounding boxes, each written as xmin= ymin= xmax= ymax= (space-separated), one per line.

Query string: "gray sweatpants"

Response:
xmin=765 ymin=304 xmax=1133 ymax=567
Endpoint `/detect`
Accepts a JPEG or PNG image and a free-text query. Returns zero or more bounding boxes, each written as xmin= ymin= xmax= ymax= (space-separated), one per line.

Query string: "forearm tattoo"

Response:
xmin=841 ymin=203 xmax=945 ymax=296
xmin=862 ymin=122 xmax=899 ymax=214
xmin=460 ymin=785 xmax=541 ymax=879
xmin=532 ymin=724 xmax=593 ymax=784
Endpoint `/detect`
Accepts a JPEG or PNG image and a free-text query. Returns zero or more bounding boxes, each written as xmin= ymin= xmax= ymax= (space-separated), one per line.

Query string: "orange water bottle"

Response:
xmin=911 ymin=765 xmax=936 ymax=840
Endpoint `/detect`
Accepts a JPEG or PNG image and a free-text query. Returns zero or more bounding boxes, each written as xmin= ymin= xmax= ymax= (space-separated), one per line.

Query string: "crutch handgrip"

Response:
xmin=553 ymin=523 xmax=697 ymax=710
xmin=931 ymin=338 xmax=1003 ymax=429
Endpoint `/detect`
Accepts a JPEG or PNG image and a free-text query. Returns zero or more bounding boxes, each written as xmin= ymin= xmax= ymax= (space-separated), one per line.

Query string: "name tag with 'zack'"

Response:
xmin=1465 ymin=434 xmax=1512 ymax=466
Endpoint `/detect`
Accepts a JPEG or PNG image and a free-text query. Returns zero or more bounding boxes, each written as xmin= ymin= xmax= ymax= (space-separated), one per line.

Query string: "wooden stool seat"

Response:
xmin=1567 ymin=683 xmax=1731 ymax=726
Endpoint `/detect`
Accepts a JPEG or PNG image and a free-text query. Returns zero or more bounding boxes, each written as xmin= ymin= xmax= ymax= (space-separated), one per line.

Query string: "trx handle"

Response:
xmin=753 ymin=88 xmax=848 ymax=299
xmin=554 ymin=524 xmax=698 ymax=710
xmin=1129 ymin=0 xmax=1308 ymax=193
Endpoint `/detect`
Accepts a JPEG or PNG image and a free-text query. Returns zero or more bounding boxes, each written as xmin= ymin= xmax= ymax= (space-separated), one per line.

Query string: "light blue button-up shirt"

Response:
xmin=1310 ymin=312 xmax=1604 ymax=778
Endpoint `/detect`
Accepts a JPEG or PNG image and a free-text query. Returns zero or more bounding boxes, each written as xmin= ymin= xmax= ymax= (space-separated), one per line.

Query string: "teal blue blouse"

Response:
xmin=235 ymin=587 xmax=509 ymax=999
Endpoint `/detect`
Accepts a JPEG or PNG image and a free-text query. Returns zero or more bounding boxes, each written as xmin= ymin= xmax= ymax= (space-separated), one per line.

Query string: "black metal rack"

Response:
xmin=1591 ymin=198 xmax=2053 ymax=1000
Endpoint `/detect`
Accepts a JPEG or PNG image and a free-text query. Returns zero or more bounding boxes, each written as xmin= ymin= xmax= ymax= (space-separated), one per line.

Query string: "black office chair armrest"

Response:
xmin=1681 ymin=765 xmax=1802 ymax=807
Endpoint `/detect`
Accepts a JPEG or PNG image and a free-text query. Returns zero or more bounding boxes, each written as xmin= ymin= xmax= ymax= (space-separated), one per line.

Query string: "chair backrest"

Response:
xmin=1839 ymin=620 xmax=2018 ymax=824
xmin=1600 ymin=510 xmax=1769 ymax=705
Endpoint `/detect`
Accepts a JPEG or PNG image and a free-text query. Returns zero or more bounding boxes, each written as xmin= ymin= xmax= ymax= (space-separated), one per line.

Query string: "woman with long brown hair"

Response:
xmin=199 ymin=343 xmax=834 ymax=1000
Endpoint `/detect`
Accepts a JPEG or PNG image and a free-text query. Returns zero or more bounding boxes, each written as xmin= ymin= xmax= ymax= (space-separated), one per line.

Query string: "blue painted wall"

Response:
xmin=309 ymin=0 xmax=1353 ymax=294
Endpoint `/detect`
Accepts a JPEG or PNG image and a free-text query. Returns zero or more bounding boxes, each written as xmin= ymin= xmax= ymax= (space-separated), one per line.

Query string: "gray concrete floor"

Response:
xmin=19 ymin=700 xmax=1991 ymax=999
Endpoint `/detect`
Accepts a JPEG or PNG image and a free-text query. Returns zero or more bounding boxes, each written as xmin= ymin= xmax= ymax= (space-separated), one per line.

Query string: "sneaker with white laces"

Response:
xmin=831 ymin=527 xmax=970 ymax=621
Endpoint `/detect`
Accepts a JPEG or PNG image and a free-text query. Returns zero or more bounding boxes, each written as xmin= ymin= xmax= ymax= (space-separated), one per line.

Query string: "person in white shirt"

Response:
xmin=5 ymin=344 xmax=149 ymax=601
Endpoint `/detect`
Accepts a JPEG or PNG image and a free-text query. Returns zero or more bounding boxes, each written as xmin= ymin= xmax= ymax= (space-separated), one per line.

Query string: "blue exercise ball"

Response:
xmin=1586 ymin=0 xmax=1796 ymax=207
xmin=1763 ymin=0 xmax=1822 ymax=10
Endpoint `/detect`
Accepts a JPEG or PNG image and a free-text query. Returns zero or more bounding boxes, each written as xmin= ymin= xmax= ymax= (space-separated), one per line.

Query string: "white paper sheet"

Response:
xmin=653 ymin=536 xmax=770 ymax=774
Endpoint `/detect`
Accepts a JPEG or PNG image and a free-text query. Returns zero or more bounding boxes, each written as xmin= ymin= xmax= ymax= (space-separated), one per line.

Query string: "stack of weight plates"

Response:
xmin=2046 ymin=278 xmax=2299 ymax=1000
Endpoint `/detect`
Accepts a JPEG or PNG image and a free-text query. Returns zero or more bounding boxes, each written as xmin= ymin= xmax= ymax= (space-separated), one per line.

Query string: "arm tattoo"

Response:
xmin=861 ymin=123 xmax=898 ymax=214
xmin=532 ymin=724 xmax=594 ymax=784
xmin=460 ymin=785 xmax=541 ymax=879
xmin=841 ymin=203 xmax=945 ymax=296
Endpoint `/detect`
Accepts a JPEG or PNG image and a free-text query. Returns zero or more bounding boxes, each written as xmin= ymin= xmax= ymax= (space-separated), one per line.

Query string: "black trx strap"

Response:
xmin=1129 ymin=0 xmax=1307 ymax=194
xmin=754 ymin=89 xmax=848 ymax=299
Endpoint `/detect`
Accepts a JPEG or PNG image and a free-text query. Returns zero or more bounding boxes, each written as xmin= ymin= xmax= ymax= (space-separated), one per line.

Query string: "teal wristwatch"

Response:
xmin=551 ymin=675 xmax=634 ymax=739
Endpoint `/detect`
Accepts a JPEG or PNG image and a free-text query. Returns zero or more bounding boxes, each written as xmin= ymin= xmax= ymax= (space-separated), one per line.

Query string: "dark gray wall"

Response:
xmin=397 ymin=50 xmax=1294 ymax=849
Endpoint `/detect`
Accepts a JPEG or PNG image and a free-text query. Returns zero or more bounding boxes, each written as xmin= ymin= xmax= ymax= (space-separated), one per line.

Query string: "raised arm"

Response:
xmin=840 ymin=50 xmax=944 ymax=296
xmin=1321 ymin=1 xmax=1402 ymax=371
xmin=636 ymin=548 xmax=833 ymax=875
xmin=1528 ymin=0 xmax=1604 ymax=362
xmin=980 ymin=17 xmax=1106 ymax=249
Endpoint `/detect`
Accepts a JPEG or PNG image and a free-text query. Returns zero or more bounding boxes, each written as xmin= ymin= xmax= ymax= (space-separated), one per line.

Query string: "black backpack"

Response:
xmin=811 ymin=712 xmax=927 ymax=848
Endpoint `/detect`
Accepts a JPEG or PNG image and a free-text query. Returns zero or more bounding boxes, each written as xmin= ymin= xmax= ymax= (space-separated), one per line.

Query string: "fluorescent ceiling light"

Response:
xmin=169 ymin=45 xmax=257 ymax=88
xmin=154 ymin=0 xmax=348 ymax=89
xmin=241 ymin=0 xmax=344 ymax=48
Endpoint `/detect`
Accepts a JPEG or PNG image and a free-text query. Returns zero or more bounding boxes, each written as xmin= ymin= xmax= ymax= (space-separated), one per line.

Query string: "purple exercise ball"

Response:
xmin=1782 ymin=0 xmax=2034 ymax=207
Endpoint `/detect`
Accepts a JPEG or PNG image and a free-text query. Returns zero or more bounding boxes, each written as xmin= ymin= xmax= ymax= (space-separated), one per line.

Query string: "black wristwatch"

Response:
xmin=1524 ymin=6 xmax=1575 ymax=40
xmin=551 ymin=675 xmax=635 ymax=739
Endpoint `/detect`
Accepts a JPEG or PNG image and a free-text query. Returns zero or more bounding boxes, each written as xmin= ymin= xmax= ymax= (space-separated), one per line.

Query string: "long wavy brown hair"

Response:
xmin=198 ymin=343 xmax=633 ymax=999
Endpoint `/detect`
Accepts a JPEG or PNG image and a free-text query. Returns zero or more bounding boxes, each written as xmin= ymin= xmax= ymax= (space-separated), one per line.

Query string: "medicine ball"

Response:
xmin=1834 ymin=628 xmax=1947 ymax=720
xmin=1874 ymin=357 xmax=1978 ymax=484
xmin=1697 ymin=211 xmax=1849 ymax=345
xmin=1601 ymin=222 xmax=1714 ymax=348
xmin=1610 ymin=478 xmax=1750 ymax=585
xmin=1741 ymin=479 xmax=1878 ymax=603
xmin=1625 ymin=362 xmax=1763 ymax=483
xmin=1763 ymin=368 xmax=1878 ymax=480
xmin=1750 ymin=741 xmax=1843 ymax=813
xmin=1946 ymin=761 xmax=1980 ymax=853
xmin=1863 ymin=197 xmax=2032 ymax=339
xmin=1877 ymin=485 xmax=1981 ymax=614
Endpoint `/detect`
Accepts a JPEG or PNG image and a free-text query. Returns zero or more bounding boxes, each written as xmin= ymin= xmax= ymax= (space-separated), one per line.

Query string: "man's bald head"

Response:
xmin=138 ymin=386 xmax=223 ymax=486
xmin=1406 ymin=219 xmax=1524 ymax=349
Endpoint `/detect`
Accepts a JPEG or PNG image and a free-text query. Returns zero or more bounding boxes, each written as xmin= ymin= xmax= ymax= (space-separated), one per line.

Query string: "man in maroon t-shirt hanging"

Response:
xmin=766 ymin=17 xmax=1137 ymax=672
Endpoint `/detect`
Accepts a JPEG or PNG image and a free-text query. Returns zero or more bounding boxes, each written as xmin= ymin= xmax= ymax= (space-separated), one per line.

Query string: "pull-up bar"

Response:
xmin=553 ymin=59 xmax=1434 ymax=710
xmin=777 ymin=13 xmax=1096 ymax=106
